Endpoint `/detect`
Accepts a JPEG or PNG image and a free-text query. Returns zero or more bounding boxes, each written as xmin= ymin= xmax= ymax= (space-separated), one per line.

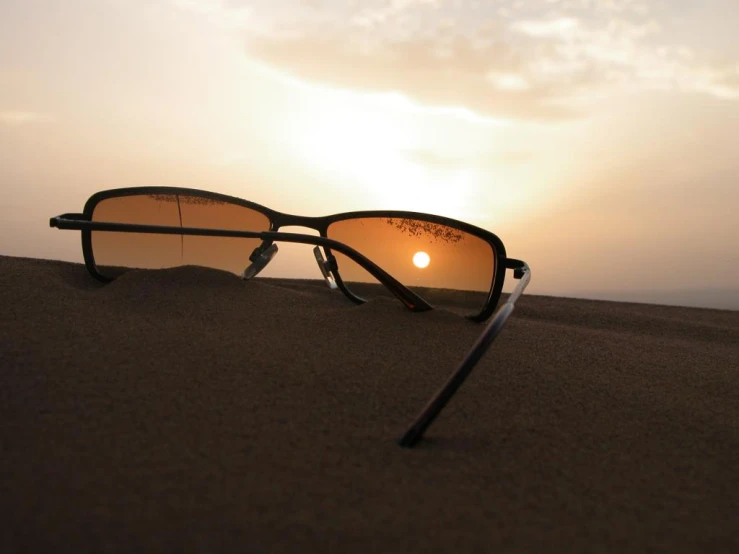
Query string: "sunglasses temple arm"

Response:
xmin=397 ymin=261 xmax=531 ymax=448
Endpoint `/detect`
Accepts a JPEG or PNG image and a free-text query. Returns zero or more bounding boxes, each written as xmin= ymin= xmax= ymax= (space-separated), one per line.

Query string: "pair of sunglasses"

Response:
xmin=50 ymin=187 xmax=530 ymax=447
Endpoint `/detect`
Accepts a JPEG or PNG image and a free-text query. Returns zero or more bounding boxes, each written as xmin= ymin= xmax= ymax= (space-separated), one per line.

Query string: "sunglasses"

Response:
xmin=50 ymin=187 xmax=530 ymax=447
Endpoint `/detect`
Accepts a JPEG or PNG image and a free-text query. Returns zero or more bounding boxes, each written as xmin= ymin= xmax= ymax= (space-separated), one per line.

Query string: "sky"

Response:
xmin=1 ymin=0 xmax=738 ymax=309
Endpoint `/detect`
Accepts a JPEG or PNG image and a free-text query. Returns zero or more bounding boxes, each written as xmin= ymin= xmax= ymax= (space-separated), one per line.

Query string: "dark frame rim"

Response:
xmin=80 ymin=186 xmax=509 ymax=321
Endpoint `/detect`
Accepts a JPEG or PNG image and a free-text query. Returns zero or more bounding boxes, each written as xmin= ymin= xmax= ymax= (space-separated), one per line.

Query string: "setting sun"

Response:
xmin=412 ymin=251 xmax=430 ymax=269
xmin=0 ymin=0 xmax=737 ymax=307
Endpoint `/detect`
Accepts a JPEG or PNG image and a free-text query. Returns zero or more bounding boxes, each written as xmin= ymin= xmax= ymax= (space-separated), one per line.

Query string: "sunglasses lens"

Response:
xmin=326 ymin=217 xmax=496 ymax=315
xmin=90 ymin=193 xmax=271 ymax=278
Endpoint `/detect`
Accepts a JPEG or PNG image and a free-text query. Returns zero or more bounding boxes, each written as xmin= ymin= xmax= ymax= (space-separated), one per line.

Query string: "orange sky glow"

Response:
xmin=1 ymin=0 xmax=737 ymax=308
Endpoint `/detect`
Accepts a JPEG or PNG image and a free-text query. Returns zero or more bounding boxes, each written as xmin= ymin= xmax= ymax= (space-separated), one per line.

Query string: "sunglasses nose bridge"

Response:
xmin=272 ymin=213 xmax=323 ymax=231
xmin=258 ymin=224 xmax=339 ymax=289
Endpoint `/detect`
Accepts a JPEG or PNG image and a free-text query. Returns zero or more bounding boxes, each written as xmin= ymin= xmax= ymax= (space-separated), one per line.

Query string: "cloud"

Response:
xmin=172 ymin=0 xmax=739 ymax=121
xmin=512 ymin=17 xmax=579 ymax=38
xmin=406 ymin=148 xmax=532 ymax=170
xmin=244 ymin=34 xmax=578 ymax=120
xmin=0 ymin=111 xmax=54 ymax=126
xmin=487 ymin=72 xmax=532 ymax=91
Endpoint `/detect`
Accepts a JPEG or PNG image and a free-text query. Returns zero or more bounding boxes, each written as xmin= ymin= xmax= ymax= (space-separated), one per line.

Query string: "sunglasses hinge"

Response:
xmin=324 ymin=257 xmax=338 ymax=273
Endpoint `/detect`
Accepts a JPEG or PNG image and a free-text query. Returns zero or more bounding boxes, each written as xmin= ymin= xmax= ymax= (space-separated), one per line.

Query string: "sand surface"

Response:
xmin=2 ymin=255 xmax=738 ymax=552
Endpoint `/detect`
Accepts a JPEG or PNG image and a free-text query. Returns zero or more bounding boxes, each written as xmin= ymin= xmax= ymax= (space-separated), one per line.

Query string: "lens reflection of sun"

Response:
xmin=413 ymin=251 xmax=430 ymax=269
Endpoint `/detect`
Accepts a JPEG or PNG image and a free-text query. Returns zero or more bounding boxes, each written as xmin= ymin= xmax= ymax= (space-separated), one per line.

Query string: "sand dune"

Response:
xmin=1 ymin=255 xmax=737 ymax=553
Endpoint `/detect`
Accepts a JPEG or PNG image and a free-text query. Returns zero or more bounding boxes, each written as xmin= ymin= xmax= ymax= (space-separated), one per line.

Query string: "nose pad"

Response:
xmin=242 ymin=243 xmax=279 ymax=280
xmin=313 ymin=247 xmax=338 ymax=290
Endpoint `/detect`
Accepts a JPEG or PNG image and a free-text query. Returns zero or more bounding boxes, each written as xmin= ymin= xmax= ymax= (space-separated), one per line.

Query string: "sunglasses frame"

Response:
xmin=50 ymin=186 xmax=530 ymax=447
xmin=74 ymin=186 xmax=511 ymax=321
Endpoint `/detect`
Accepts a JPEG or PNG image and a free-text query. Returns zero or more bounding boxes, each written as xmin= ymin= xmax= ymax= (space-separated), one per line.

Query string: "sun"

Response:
xmin=412 ymin=251 xmax=430 ymax=269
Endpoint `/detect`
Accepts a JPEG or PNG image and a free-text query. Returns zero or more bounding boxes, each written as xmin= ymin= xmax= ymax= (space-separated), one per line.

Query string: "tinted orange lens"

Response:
xmin=327 ymin=217 xmax=496 ymax=314
xmin=91 ymin=193 xmax=271 ymax=278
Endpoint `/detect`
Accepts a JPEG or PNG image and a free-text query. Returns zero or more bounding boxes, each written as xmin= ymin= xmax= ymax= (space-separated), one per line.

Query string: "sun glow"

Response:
xmin=412 ymin=251 xmax=430 ymax=269
xmin=267 ymin=78 xmax=487 ymax=219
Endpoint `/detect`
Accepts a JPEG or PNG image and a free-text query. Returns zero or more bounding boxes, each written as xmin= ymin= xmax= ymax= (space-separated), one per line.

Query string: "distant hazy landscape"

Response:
xmin=567 ymin=288 xmax=739 ymax=311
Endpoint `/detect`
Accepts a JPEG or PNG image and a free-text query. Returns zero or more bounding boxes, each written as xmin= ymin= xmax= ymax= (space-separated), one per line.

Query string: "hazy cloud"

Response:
xmin=406 ymin=148 xmax=533 ymax=170
xmin=172 ymin=0 xmax=739 ymax=120
xmin=0 ymin=111 xmax=54 ymax=125
xmin=512 ymin=17 xmax=579 ymax=38
xmin=245 ymin=35 xmax=577 ymax=120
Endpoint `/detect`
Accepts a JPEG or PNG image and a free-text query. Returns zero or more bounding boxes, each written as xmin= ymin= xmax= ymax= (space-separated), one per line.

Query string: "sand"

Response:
xmin=1 ymin=255 xmax=738 ymax=552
